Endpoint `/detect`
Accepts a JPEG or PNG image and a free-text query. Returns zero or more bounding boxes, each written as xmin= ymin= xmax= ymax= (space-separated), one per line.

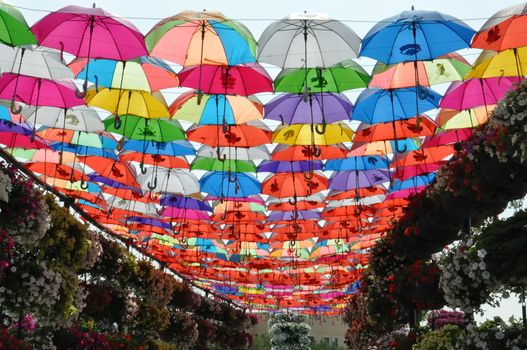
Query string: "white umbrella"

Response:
xmin=257 ymin=12 xmax=361 ymax=68
xmin=196 ymin=145 xmax=271 ymax=161
xmin=0 ymin=44 xmax=73 ymax=80
xmin=22 ymin=105 xmax=104 ymax=132
xmin=137 ymin=167 xmax=200 ymax=195
xmin=106 ymin=196 xmax=160 ymax=218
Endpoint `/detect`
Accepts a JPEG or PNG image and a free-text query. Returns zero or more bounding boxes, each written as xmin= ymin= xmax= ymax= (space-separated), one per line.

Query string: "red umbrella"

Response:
xmin=261 ymin=172 xmax=328 ymax=198
xmin=353 ymin=116 xmax=437 ymax=143
xmin=187 ymin=123 xmax=271 ymax=148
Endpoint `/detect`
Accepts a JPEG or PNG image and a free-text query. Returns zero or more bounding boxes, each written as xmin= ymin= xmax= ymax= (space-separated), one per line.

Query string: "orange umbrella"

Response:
xmin=354 ymin=116 xmax=437 ymax=143
xmin=186 ymin=123 xmax=271 ymax=147
xmin=391 ymin=145 xmax=454 ymax=168
xmin=26 ymin=162 xmax=88 ymax=182
xmin=327 ymin=186 xmax=387 ymax=200
xmin=82 ymin=158 xmax=140 ymax=188
xmin=261 ymin=172 xmax=327 ymax=197
xmin=120 ymin=151 xmax=189 ymax=169
xmin=272 ymin=144 xmax=347 ymax=161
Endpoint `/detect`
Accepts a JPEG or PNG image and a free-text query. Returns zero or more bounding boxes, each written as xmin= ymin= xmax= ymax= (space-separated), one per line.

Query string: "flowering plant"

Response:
xmin=436 ymin=238 xmax=497 ymax=313
xmin=453 ymin=317 xmax=527 ymax=350
xmin=427 ymin=310 xmax=466 ymax=330
xmin=369 ymin=326 xmax=416 ymax=350
xmin=268 ymin=313 xmax=311 ymax=350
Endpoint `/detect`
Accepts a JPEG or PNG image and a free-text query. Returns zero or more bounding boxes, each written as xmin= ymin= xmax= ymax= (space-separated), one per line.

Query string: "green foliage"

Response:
xmin=413 ymin=325 xmax=461 ymax=350
xmin=249 ymin=333 xmax=271 ymax=350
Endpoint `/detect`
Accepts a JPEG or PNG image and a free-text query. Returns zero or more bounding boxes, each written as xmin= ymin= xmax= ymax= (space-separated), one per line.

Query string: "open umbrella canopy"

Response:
xmin=262 ymin=172 xmax=328 ymax=197
xmin=360 ymin=9 xmax=475 ymax=64
xmin=187 ymin=123 xmax=272 ymax=147
xmin=354 ymin=116 xmax=437 ymax=142
xmin=103 ymin=115 xmax=186 ymax=142
xmin=137 ymin=167 xmax=200 ymax=195
xmin=86 ymin=88 xmax=170 ymax=118
xmin=69 ymin=56 xmax=179 ymax=92
xmin=258 ymin=12 xmax=361 ymax=68
xmin=466 ymin=48 xmax=527 ymax=78
xmin=191 ymin=157 xmax=256 ymax=172
xmin=170 ymin=91 xmax=263 ymax=125
xmin=31 ymin=5 xmax=147 ymax=60
xmin=200 ymin=171 xmax=261 ymax=198
xmin=22 ymin=106 xmax=104 ymax=132
xmin=146 ymin=10 xmax=257 ymax=66
xmin=265 ymin=93 xmax=353 ymax=124
xmin=273 ymin=123 xmax=354 ymax=145
xmin=274 ymin=60 xmax=370 ymax=93
xmin=0 ymin=1 xmax=36 ymax=46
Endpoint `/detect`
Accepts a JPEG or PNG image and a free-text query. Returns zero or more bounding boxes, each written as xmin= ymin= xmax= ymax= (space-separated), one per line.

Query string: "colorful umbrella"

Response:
xmin=136 ymin=167 xmax=200 ymax=195
xmin=436 ymin=106 xmax=494 ymax=130
xmin=272 ymin=123 xmax=354 ymax=145
xmin=353 ymin=116 xmax=437 ymax=143
xmin=21 ymin=106 xmax=104 ymax=132
xmin=146 ymin=10 xmax=257 ymax=66
xmin=328 ymin=170 xmax=390 ymax=190
xmin=200 ymin=171 xmax=261 ymax=198
xmin=196 ymin=145 xmax=271 ymax=161
xmin=261 ymin=172 xmax=327 ymax=197
xmin=0 ymin=45 xmax=73 ymax=80
xmin=466 ymin=48 xmax=527 ymax=78
xmin=103 ymin=115 xmax=186 ymax=142
xmin=187 ymin=123 xmax=272 ymax=148
xmin=69 ymin=56 xmax=179 ymax=92
xmin=191 ymin=157 xmax=256 ymax=172
xmin=170 ymin=91 xmax=263 ymax=125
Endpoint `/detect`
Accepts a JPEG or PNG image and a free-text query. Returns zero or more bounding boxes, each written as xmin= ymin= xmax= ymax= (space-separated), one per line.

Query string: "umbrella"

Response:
xmin=1 ymin=133 xmax=49 ymax=150
xmin=325 ymin=156 xmax=390 ymax=171
xmin=391 ymin=145 xmax=454 ymax=168
xmin=0 ymin=1 xmax=36 ymax=46
xmin=137 ymin=167 xmax=200 ymax=195
xmin=369 ymin=53 xmax=471 ymax=89
xmin=26 ymin=161 xmax=88 ymax=182
xmin=200 ymin=171 xmax=260 ymax=198
xmin=178 ymin=63 xmax=272 ymax=96
xmin=264 ymin=93 xmax=353 ymax=126
xmin=422 ymin=128 xmax=473 ymax=147
xmin=31 ymin=4 xmax=148 ymax=95
xmin=187 ymin=123 xmax=272 ymax=149
xmin=436 ymin=106 xmax=494 ymax=130
xmin=196 ymin=145 xmax=270 ymax=161
xmin=328 ymin=170 xmax=390 ymax=190
xmin=360 ymin=9 xmax=475 ymax=64
xmin=353 ymin=116 xmax=437 ymax=143
xmin=38 ymin=129 xmax=117 ymax=149
xmin=103 ymin=115 xmax=186 ymax=142
xmin=274 ymin=60 xmax=369 ymax=94
xmin=440 ymin=77 xmax=521 ymax=110
xmin=84 ymin=159 xmax=139 ymax=189
xmin=258 ymin=12 xmax=361 ymax=68
xmin=0 ymin=44 xmax=73 ymax=80
xmin=352 ymin=87 xmax=441 ymax=123
xmin=170 ymin=91 xmax=263 ymax=125
xmin=191 ymin=157 xmax=256 ymax=172
xmin=272 ymin=144 xmax=347 ymax=161
xmin=146 ymin=10 xmax=257 ymax=66
xmin=21 ymin=106 xmax=104 ymax=132
xmin=120 ymin=152 xmax=189 ymax=169
xmin=472 ymin=3 xmax=527 ymax=51
xmin=0 ymin=74 xmax=84 ymax=111
xmin=261 ymin=172 xmax=327 ymax=197
xmin=86 ymin=88 xmax=170 ymax=121
xmin=466 ymin=48 xmax=527 ymax=78
xmin=69 ymin=56 xmax=179 ymax=92
xmin=257 ymin=160 xmax=324 ymax=173
xmin=160 ymin=194 xmax=212 ymax=211
xmin=122 ymin=139 xmax=195 ymax=156
xmin=273 ymin=123 xmax=354 ymax=145
xmin=267 ymin=210 xmax=320 ymax=222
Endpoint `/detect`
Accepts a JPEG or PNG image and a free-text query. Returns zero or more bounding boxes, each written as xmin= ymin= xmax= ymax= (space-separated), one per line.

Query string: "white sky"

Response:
xmin=13 ymin=0 xmax=527 ymax=323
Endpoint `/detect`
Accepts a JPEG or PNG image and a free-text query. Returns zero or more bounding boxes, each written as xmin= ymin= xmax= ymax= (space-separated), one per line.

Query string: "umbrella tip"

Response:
xmin=92 ymin=2 xmax=96 ymax=8
xmin=411 ymin=5 xmax=415 ymax=10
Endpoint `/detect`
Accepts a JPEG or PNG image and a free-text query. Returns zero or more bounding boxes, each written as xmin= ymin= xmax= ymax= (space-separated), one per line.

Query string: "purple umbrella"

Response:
xmin=264 ymin=92 xmax=353 ymax=127
xmin=0 ymin=120 xmax=32 ymax=135
xmin=126 ymin=216 xmax=171 ymax=230
xmin=329 ymin=169 xmax=391 ymax=190
xmin=267 ymin=210 xmax=320 ymax=222
xmin=160 ymin=207 xmax=211 ymax=221
xmin=160 ymin=194 xmax=212 ymax=212
xmin=88 ymin=174 xmax=140 ymax=191
xmin=257 ymin=160 xmax=324 ymax=173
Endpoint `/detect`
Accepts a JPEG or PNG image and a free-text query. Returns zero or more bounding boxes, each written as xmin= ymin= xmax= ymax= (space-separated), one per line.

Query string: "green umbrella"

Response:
xmin=274 ymin=59 xmax=370 ymax=93
xmin=0 ymin=1 xmax=37 ymax=46
xmin=191 ymin=157 xmax=256 ymax=172
xmin=104 ymin=114 xmax=185 ymax=142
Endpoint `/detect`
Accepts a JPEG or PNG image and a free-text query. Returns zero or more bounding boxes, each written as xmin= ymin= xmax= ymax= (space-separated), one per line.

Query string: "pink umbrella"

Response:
xmin=178 ymin=63 xmax=273 ymax=96
xmin=392 ymin=162 xmax=446 ymax=181
xmin=31 ymin=5 xmax=148 ymax=95
xmin=161 ymin=207 xmax=211 ymax=221
xmin=422 ymin=129 xmax=473 ymax=147
xmin=0 ymin=132 xmax=48 ymax=149
xmin=0 ymin=74 xmax=84 ymax=109
xmin=440 ymin=77 xmax=522 ymax=110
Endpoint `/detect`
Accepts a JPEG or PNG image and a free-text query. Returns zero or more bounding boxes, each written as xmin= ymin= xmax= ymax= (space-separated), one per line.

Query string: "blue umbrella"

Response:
xmin=126 ymin=216 xmax=172 ymax=230
xmin=160 ymin=194 xmax=213 ymax=212
xmin=325 ymin=156 xmax=389 ymax=171
xmin=352 ymin=87 xmax=441 ymax=124
xmin=200 ymin=171 xmax=261 ymax=198
xmin=0 ymin=105 xmax=12 ymax=121
xmin=122 ymin=139 xmax=195 ymax=156
xmin=51 ymin=143 xmax=118 ymax=159
xmin=389 ymin=173 xmax=436 ymax=191
xmin=360 ymin=9 xmax=475 ymax=64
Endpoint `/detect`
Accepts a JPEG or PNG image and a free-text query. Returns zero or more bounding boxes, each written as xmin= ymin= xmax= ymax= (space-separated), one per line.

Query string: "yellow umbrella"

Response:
xmin=436 ymin=105 xmax=496 ymax=130
xmin=85 ymin=87 xmax=170 ymax=119
xmin=272 ymin=123 xmax=354 ymax=145
xmin=466 ymin=48 xmax=527 ymax=79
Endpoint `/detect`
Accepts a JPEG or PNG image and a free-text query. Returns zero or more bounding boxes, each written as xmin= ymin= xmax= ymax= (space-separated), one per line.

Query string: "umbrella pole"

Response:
xmin=411 ymin=19 xmax=422 ymax=129
xmin=9 ymin=48 xmax=24 ymax=114
xmin=197 ymin=21 xmax=207 ymax=105
xmin=390 ymin=90 xmax=407 ymax=153
xmin=76 ymin=16 xmax=95 ymax=98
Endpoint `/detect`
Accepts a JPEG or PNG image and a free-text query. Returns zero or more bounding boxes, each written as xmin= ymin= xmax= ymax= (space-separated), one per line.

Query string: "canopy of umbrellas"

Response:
xmin=0 ymin=1 xmax=525 ymax=314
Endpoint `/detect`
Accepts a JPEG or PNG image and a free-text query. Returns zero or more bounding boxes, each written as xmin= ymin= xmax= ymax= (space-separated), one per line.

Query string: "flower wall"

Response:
xmin=0 ymin=162 xmax=256 ymax=349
